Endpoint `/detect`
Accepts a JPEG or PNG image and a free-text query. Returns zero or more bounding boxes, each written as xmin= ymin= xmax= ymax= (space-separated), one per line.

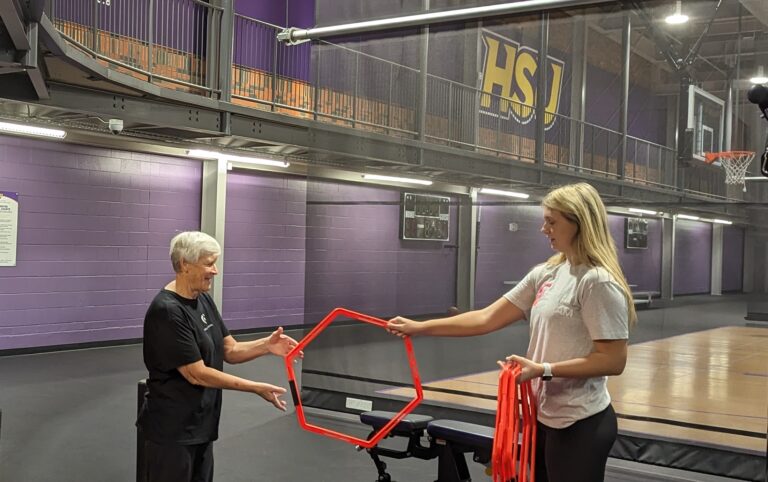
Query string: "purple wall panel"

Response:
xmin=234 ymin=0 xmax=314 ymax=28
xmin=674 ymin=220 xmax=712 ymax=295
xmin=475 ymin=204 xmax=663 ymax=308
xmin=585 ymin=66 xmax=667 ymax=145
xmin=304 ymin=181 xmax=457 ymax=321
xmin=236 ymin=0 xmax=286 ymax=25
xmin=608 ymin=215 xmax=662 ymax=291
xmin=223 ymin=171 xmax=308 ymax=330
xmin=722 ymin=225 xmax=744 ymax=292
xmin=474 ymin=199 xmax=553 ymax=309
xmin=0 ymin=135 xmax=201 ymax=351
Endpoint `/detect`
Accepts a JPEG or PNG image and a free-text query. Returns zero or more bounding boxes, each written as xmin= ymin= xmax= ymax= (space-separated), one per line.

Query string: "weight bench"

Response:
xmin=360 ymin=410 xmax=495 ymax=482
xmin=632 ymin=290 xmax=659 ymax=308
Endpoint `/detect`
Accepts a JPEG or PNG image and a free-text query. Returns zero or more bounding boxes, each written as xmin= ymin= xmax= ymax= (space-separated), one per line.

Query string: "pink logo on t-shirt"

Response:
xmin=533 ymin=281 xmax=553 ymax=307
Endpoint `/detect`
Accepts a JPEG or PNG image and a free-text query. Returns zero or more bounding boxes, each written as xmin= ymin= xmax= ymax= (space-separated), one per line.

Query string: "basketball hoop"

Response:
xmin=703 ymin=151 xmax=755 ymax=192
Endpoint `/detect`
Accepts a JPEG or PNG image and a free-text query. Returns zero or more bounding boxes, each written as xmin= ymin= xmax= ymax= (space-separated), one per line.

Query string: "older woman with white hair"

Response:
xmin=137 ymin=231 xmax=299 ymax=482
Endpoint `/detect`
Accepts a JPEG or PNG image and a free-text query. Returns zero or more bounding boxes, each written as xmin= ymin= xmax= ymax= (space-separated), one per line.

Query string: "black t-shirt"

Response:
xmin=137 ymin=289 xmax=230 ymax=444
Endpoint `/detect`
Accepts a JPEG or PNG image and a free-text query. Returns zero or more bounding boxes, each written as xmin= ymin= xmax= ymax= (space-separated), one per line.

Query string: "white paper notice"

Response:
xmin=0 ymin=191 xmax=19 ymax=267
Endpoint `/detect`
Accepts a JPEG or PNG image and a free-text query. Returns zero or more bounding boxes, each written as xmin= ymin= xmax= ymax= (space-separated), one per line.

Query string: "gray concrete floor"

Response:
xmin=0 ymin=294 xmax=760 ymax=481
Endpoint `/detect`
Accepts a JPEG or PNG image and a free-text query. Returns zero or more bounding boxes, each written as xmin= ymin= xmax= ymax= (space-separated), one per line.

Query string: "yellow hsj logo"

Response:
xmin=479 ymin=30 xmax=565 ymax=130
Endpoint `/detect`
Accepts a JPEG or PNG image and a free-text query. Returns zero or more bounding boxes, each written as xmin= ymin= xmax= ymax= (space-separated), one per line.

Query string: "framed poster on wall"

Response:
xmin=625 ymin=217 xmax=648 ymax=249
xmin=0 ymin=191 xmax=19 ymax=266
xmin=400 ymin=192 xmax=450 ymax=241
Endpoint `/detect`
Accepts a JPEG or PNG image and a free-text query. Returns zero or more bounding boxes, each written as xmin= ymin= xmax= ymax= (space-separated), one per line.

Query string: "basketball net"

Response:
xmin=703 ymin=151 xmax=755 ymax=192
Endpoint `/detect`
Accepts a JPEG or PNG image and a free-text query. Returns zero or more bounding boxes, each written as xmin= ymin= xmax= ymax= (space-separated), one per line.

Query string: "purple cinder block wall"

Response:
xmin=722 ymin=225 xmax=744 ymax=292
xmin=0 ymin=136 xmax=201 ymax=351
xmin=475 ymin=205 xmax=664 ymax=309
xmin=223 ymin=172 xmax=307 ymax=330
xmin=674 ymin=220 xmax=712 ymax=295
xmin=608 ymin=215 xmax=662 ymax=291
xmin=474 ymin=200 xmax=553 ymax=309
xmin=304 ymin=181 xmax=457 ymax=322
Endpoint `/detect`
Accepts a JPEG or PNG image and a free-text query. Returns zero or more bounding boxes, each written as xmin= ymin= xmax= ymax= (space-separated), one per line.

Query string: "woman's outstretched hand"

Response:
xmin=386 ymin=316 xmax=420 ymax=338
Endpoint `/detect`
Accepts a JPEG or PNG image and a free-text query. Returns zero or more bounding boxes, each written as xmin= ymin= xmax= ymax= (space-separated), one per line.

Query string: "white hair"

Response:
xmin=169 ymin=231 xmax=221 ymax=273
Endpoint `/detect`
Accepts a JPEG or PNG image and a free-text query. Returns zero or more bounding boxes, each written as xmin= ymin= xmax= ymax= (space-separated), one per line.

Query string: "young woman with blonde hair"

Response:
xmin=388 ymin=182 xmax=633 ymax=482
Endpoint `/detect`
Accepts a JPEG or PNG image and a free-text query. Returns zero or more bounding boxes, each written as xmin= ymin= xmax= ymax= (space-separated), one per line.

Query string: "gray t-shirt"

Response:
xmin=504 ymin=261 xmax=629 ymax=429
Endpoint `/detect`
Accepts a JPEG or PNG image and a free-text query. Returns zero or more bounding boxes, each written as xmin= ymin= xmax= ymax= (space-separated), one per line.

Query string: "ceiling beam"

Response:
xmin=23 ymin=22 xmax=48 ymax=99
xmin=0 ymin=0 xmax=30 ymax=50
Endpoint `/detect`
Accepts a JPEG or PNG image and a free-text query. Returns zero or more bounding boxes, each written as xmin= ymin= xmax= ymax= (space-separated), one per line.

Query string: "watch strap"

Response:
xmin=542 ymin=362 xmax=553 ymax=381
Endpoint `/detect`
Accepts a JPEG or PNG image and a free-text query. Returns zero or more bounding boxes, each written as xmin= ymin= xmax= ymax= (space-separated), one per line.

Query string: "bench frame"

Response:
xmin=361 ymin=411 xmax=494 ymax=482
xmin=632 ymin=290 xmax=659 ymax=307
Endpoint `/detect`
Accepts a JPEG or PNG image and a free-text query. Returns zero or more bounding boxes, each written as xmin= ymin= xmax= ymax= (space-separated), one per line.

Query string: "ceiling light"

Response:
xmin=479 ymin=187 xmax=530 ymax=199
xmin=628 ymin=207 xmax=657 ymax=215
xmin=277 ymin=0 xmax=616 ymax=44
xmin=711 ymin=219 xmax=732 ymax=225
xmin=665 ymin=1 xmax=689 ymax=24
xmin=187 ymin=149 xmax=289 ymax=168
xmin=676 ymin=214 xmax=700 ymax=220
xmin=750 ymin=66 xmax=768 ymax=85
xmin=362 ymin=174 xmax=433 ymax=186
xmin=0 ymin=121 xmax=66 ymax=139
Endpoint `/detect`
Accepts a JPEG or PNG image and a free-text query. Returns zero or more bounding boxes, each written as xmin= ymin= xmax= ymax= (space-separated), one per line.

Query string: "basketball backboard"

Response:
xmin=687 ymin=85 xmax=725 ymax=161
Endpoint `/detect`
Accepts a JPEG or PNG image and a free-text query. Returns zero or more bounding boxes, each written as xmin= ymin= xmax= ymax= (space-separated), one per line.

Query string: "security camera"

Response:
xmin=108 ymin=118 xmax=123 ymax=135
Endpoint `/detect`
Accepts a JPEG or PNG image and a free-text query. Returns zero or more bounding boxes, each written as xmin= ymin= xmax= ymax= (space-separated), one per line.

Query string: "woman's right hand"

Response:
xmin=253 ymin=383 xmax=288 ymax=411
xmin=386 ymin=316 xmax=421 ymax=338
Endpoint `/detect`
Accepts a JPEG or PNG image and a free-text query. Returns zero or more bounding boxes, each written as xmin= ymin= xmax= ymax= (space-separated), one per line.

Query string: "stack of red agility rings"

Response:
xmin=492 ymin=362 xmax=537 ymax=482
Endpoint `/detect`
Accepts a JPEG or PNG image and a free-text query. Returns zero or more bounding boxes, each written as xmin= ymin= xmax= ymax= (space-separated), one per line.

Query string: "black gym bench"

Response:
xmin=631 ymin=290 xmax=659 ymax=307
xmin=359 ymin=410 xmax=496 ymax=482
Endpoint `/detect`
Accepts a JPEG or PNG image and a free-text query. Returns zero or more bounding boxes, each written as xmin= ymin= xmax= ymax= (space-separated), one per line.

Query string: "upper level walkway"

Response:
xmin=7 ymin=0 xmax=745 ymax=211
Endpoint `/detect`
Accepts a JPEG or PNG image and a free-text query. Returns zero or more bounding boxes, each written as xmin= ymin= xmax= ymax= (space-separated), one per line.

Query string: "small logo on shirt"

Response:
xmin=533 ymin=281 xmax=553 ymax=307
xmin=201 ymin=313 xmax=208 ymax=325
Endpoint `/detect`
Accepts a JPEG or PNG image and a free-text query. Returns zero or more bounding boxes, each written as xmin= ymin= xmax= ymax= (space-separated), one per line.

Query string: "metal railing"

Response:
xmin=50 ymin=0 xmax=222 ymax=94
xmin=50 ymin=3 xmax=738 ymax=198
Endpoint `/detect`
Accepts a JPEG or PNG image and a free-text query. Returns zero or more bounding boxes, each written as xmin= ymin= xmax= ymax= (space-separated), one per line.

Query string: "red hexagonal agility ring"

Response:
xmin=284 ymin=307 xmax=423 ymax=449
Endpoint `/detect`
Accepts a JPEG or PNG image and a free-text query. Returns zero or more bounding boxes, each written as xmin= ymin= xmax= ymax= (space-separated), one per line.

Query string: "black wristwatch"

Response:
xmin=541 ymin=362 xmax=553 ymax=381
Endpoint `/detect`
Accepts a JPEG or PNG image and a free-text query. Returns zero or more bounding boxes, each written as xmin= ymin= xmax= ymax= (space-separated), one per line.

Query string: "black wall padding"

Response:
xmin=611 ymin=433 xmax=766 ymax=482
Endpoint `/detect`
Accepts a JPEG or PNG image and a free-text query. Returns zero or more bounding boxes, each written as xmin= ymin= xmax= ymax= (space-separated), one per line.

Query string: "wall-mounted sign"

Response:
xmin=625 ymin=217 xmax=648 ymax=249
xmin=0 ymin=191 xmax=19 ymax=266
xmin=401 ymin=193 xmax=450 ymax=241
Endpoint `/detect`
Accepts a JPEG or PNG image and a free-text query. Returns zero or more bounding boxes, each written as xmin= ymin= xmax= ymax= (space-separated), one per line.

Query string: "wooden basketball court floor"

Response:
xmin=383 ymin=326 xmax=768 ymax=455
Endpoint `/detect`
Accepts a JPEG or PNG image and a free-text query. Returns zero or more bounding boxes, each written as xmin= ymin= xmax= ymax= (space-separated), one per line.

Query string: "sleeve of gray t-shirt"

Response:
xmin=503 ymin=264 xmax=545 ymax=314
xmin=580 ymin=279 xmax=629 ymax=340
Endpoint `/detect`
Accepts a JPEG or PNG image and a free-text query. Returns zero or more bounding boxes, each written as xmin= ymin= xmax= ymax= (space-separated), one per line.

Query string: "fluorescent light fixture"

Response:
xmin=665 ymin=1 xmax=688 ymax=24
xmin=750 ymin=66 xmax=768 ymax=85
xmin=744 ymin=176 xmax=768 ymax=180
xmin=187 ymin=149 xmax=289 ymax=168
xmin=676 ymin=214 xmax=700 ymax=220
xmin=628 ymin=207 xmax=657 ymax=215
xmin=711 ymin=219 xmax=732 ymax=225
xmin=277 ymin=0 xmax=616 ymax=44
xmin=0 ymin=121 xmax=66 ymax=139
xmin=362 ymin=174 xmax=433 ymax=186
xmin=479 ymin=187 xmax=530 ymax=199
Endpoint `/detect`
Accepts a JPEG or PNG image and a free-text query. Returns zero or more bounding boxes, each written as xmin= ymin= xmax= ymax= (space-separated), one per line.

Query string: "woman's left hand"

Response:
xmin=497 ymin=354 xmax=544 ymax=383
xmin=267 ymin=327 xmax=303 ymax=357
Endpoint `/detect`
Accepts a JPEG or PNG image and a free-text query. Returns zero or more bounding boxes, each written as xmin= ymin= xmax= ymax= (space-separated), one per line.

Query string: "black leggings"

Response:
xmin=534 ymin=404 xmax=617 ymax=482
